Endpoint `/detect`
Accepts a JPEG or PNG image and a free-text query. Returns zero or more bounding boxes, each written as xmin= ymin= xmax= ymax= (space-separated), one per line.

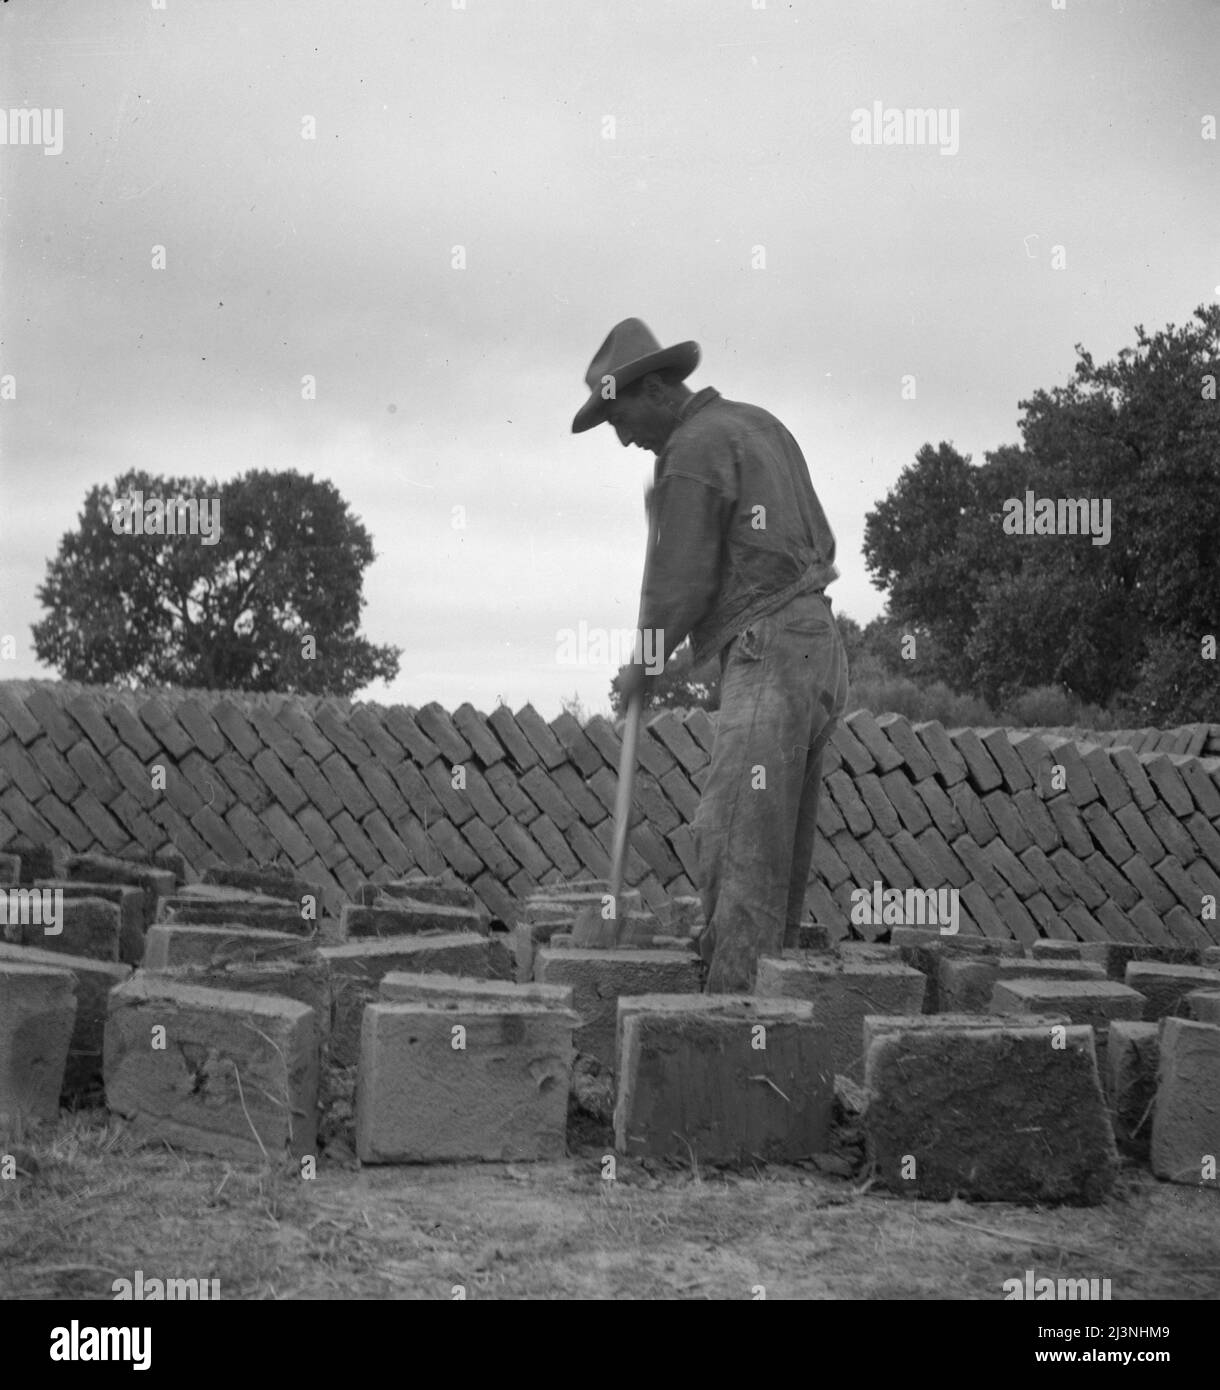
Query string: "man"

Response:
xmin=572 ymin=318 xmax=850 ymax=992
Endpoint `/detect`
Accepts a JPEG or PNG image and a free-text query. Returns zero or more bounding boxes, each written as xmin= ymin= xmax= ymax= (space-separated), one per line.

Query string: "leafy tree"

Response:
xmin=609 ymin=639 xmax=721 ymax=715
xmin=863 ymin=304 xmax=1220 ymax=722
xmin=33 ymin=468 xmax=401 ymax=695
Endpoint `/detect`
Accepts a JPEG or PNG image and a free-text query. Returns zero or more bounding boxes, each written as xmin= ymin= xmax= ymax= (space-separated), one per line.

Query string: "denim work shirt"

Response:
xmin=640 ymin=386 xmax=840 ymax=671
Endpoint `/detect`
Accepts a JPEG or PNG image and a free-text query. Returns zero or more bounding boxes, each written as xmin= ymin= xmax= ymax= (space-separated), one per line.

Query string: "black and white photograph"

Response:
xmin=1 ymin=0 xmax=1218 ymax=1335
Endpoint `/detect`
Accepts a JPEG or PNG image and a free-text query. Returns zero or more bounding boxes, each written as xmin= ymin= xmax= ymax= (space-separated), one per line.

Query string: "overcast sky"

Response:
xmin=1 ymin=0 xmax=1216 ymax=719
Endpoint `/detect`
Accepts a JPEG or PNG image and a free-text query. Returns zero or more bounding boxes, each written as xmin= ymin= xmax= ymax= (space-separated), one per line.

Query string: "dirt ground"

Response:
xmin=3 ymin=1110 xmax=1219 ymax=1301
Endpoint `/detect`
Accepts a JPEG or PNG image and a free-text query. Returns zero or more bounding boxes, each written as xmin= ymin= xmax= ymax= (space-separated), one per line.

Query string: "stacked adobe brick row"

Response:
xmin=1 ymin=679 xmax=1218 ymax=952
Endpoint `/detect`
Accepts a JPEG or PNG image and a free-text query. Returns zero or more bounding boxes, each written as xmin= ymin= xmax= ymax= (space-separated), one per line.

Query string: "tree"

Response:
xmin=33 ymin=468 xmax=402 ymax=695
xmin=608 ymin=639 xmax=721 ymax=715
xmin=863 ymin=304 xmax=1220 ymax=721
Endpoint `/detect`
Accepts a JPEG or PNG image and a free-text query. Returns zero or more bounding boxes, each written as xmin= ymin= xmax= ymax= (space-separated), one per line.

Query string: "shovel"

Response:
xmin=571 ymin=486 xmax=659 ymax=949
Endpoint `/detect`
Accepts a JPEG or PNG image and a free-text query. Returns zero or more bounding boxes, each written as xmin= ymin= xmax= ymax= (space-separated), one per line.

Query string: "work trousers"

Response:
xmin=694 ymin=588 xmax=850 ymax=993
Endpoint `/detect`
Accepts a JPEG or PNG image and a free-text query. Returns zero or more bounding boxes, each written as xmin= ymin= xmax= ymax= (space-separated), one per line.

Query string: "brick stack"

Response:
xmin=1 ymin=681 xmax=1218 ymax=954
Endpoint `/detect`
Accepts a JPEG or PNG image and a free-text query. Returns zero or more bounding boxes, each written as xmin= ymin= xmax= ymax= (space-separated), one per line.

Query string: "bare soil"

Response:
xmin=3 ymin=1111 xmax=1219 ymax=1301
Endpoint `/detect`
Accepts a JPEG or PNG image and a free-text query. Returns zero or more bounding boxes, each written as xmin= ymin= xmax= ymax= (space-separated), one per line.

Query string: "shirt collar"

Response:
xmin=678 ymin=386 xmax=720 ymax=423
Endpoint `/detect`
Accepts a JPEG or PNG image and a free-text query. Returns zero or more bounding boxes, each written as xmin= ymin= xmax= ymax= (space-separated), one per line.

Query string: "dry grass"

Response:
xmin=3 ymin=1111 xmax=1219 ymax=1300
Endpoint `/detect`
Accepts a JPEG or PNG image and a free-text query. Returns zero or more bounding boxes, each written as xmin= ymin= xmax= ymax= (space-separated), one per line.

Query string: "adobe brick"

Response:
xmin=582 ymin=715 xmax=623 ymax=768
xmin=211 ymin=698 xmax=263 ymax=759
xmin=631 ymin=820 xmax=684 ymax=883
xmin=1184 ymin=856 xmax=1220 ymax=907
xmin=845 ymin=710 xmax=903 ymax=773
xmin=853 ymin=774 xmax=899 ymax=836
xmin=424 ymin=760 xmax=477 ymax=826
xmin=472 ymin=870 xmax=517 ymax=923
xmin=105 ymin=700 xmax=161 ymax=761
xmin=1121 ymin=855 xmax=1176 ymax=914
xmin=22 ymin=685 xmax=84 ymax=751
xmin=148 ymin=800 xmax=212 ymax=869
xmin=253 ymin=748 xmax=309 ymax=816
xmin=647 ymin=709 xmax=708 ymax=775
xmin=1047 ymin=849 xmax=1106 ymax=910
xmin=382 ymin=706 xmax=441 ymax=764
xmin=592 ymin=818 xmax=649 ymax=886
xmin=1109 ymin=745 xmax=1158 ymax=809
xmin=415 ymin=702 xmax=475 ymax=765
xmin=1084 ymin=851 xmax=1140 ymax=910
xmin=983 ymin=837 xmax=1040 ymax=898
xmin=109 ymin=792 xmax=162 ymax=855
xmin=1024 ymin=891 xmax=1075 ymax=943
xmin=949 ymin=728 xmax=1003 ymax=793
xmin=863 ymin=829 xmax=915 ymax=891
xmin=1145 ymin=803 xmax=1198 ymax=864
xmin=630 ymin=770 xmax=680 ymax=836
xmin=460 ymin=764 xmax=507 ymax=828
xmin=805 ymin=877 xmax=849 ymax=934
xmin=494 ymin=818 xmax=553 ymax=881
xmin=992 ymin=889 xmax=1040 ymax=946
xmin=1155 ymin=855 xmax=1207 ymax=913
xmin=1114 ymin=802 xmax=1167 ymax=864
xmin=1081 ymin=802 xmax=1135 ymax=864
xmin=395 ymin=815 xmax=446 ymax=877
xmin=958 ymin=881 xmax=1011 ymax=940
xmin=331 ymin=810 xmax=383 ymax=875
xmin=1042 ymin=737 xmax=1098 ymax=806
xmin=552 ymin=763 xmax=611 ymax=826
xmin=661 ymin=766 xmax=701 ymax=823
xmin=827 ymin=770 xmax=872 ymax=836
xmin=977 ymin=727 xmax=1034 ymax=793
xmin=948 ymin=781 xmax=997 ymax=845
xmin=683 ymin=708 xmax=717 ymax=755
xmin=1094 ymin=900 xmax=1141 ymax=945
xmin=71 ymin=789 xmax=127 ymax=852
xmin=348 ymin=705 xmax=408 ymax=766
xmin=634 ymin=725 xmax=678 ymax=779
xmin=192 ymin=805 xmax=248 ymax=865
xmin=526 ymin=813 xmax=580 ymax=879
xmin=952 ymin=835 xmax=1006 ymax=897
xmin=666 ymin=825 xmax=698 ymax=881
xmin=812 ymin=834 xmax=851 ymax=888
xmin=314 ymin=702 xmax=372 ymax=765
xmin=829 ymin=720 xmax=874 ymax=775
xmin=1061 ymin=901 xmax=1107 ymax=943
xmin=0 ymin=738 xmax=50 ymax=800
xmin=586 ymin=766 xmax=624 ymax=821
xmin=549 ymin=711 xmax=603 ymax=777
xmin=1124 ymin=899 xmax=1176 ymax=948
xmin=224 ymin=803 xmax=280 ymax=863
xmin=271 ymin=701 xmax=331 ymax=763
xmin=511 ymin=706 xmax=569 ymax=772
xmin=981 ymin=792 xmax=1033 ymax=853
xmin=1140 ymin=753 xmax=1194 ymax=817
xmin=65 ymin=742 xmax=121 ymax=805
xmin=174 ymin=698 xmax=227 ymax=760
xmin=1161 ymin=904 xmax=1212 ymax=951
xmin=487 ymin=706 xmax=539 ymax=771
xmin=915 ymin=827 xmax=969 ymax=888
xmin=832 ymin=831 xmax=881 ymax=890
xmin=180 ymin=751 xmax=232 ymax=814
xmin=29 ymin=738 xmax=81 ymax=801
xmin=1179 ymin=758 xmax=1220 ymax=818
xmin=363 ymin=810 xmax=415 ymax=875
xmin=452 ymin=702 xmax=508 ymax=767
xmin=912 ymin=777 xmax=965 ymax=839
xmin=137 ymin=697 xmax=193 ymax=759
xmin=64 ymin=693 xmax=118 ymax=756
xmin=1185 ymin=813 xmax=1220 ymax=873
xmin=1045 ymin=795 xmax=1092 ymax=857
xmin=39 ymin=796 xmax=92 ymax=851
xmin=1007 ymin=732 xmax=1056 ymax=791
xmin=484 ymin=761 xmax=539 ymax=823
xmin=519 ymin=766 xmax=578 ymax=831
xmin=461 ymin=816 xmax=519 ymax=880
xmin=356 ymin=760 xmax=410 ymax=823
xmin=1081 ymin=745 xmax=1133 ymax=813
xmin=212 ymin=751 xmax=270 ymax=814
xmin=1010 ymin=788 xmax=1060 ymax=853
xmin=874 ymin=713 xmax=938 ymax=781
xmin=1018 ymin=846 xmax=1074 ymax=909
xmin=880 ymin=770 xmax=932 ymax=834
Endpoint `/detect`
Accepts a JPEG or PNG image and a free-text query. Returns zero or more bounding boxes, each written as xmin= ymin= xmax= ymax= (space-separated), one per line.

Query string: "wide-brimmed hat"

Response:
xmin=571 ymin=318 xmax=700 ymax=433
